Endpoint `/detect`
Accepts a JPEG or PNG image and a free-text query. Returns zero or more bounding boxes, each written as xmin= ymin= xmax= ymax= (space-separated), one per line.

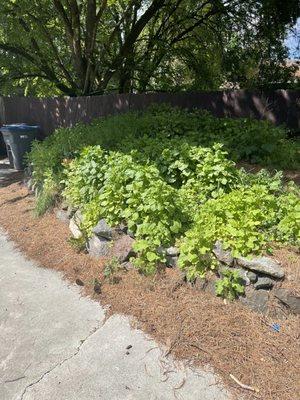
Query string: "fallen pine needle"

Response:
xmin=229 ymin=374 xmax=259 ymax=393
xmin=174 ymin=378 xmax=186 ymax=391
xmin=173 ymin=378 xmax=186 ymax=400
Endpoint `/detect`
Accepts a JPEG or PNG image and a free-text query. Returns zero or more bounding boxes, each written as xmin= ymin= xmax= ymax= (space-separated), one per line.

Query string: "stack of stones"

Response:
xmin=212 ymin=240 xmax=299 ymax=315
xmin=68 ymin=211 xmax=135 ymax=265
xmin=57 ymin=208 xmax=299 ymax=316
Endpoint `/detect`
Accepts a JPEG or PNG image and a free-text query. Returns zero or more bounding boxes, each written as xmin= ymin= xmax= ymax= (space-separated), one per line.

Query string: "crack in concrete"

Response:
xmin=19 ymin=323 xmax=103 ymax=400
xmin=5 ymin=375 xmax=25 ymax=384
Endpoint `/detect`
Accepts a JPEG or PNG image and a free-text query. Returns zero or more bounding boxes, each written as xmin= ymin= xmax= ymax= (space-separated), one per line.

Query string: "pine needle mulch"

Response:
xmin=0 ymin=180 xmax=299 ymax=400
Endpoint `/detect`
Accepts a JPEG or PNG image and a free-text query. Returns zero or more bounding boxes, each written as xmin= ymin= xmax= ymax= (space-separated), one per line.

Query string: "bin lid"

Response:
xmin=2 ymin=123 xmax=39 ymax=131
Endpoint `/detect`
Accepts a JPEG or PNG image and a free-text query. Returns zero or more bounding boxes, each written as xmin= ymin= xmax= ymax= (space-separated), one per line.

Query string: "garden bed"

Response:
xmin=0 ymin=176 xmax=299 ymax=400
xmin=1 ymin=105 xmax=299 ymax=399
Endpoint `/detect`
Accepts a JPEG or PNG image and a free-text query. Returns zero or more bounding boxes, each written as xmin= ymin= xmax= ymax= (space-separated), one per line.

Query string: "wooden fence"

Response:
xmin=0 ymin=90 xmax=299 ymax=140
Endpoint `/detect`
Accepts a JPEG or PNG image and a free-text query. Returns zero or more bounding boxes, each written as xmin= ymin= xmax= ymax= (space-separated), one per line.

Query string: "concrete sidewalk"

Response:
xmin=0 ymin=231 xmax=228 ymax=400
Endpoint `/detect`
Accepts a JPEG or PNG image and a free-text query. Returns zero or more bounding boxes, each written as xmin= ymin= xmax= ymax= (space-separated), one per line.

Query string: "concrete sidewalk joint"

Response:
xmin=0 ymin=229 xmax=228 ymax=400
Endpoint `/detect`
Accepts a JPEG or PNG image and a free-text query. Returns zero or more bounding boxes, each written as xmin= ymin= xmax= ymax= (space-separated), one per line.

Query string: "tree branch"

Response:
xmin=100 ymin=0 xmax=166 ymax=91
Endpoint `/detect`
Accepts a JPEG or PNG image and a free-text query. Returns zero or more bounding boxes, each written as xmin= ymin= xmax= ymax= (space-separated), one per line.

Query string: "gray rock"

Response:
xmin=246 ymin=271 xmax=258 ymax=283
xmin=194 ymin=277 xmax=207 ymax=291
xmin=56 ymin=210 xmax=70 ymax=224
xmin=66 ymin=205 xmax=77 ymax=219
xmin=88 ymin=235 xmax=111 ymax=258
xmin=236 ymin=268 xmax=251 ymax=286
xmin=213 ymin=241 xmax=234 ymax=266
xmin=205 ymin=280 xmax=217 ymax=296
xmin=69 ymin=210 xmax=83 ymax=239
xmin=194 ymin=275 xmax=217 ymax=295
xmin=121 ymin=261 xmax=134 ymax=271
xmin=25 ymin=178 xmax=33 ymax=191
xmin=157 ymin=246 xmax=166 ymax=256
xmin=166 ymin=246 xmax=180 ymax=257
xmin=254 ymin=277 xmax=274 ymax=290
xmin=115 ymin=223 xmax=127 ymax=235
xmin=111 ymin=235 xmax=135 ymax=263
xmin=166 ymin=255 xmax=178 ymax=268
xmin=240 ymin=289 xmax=269 ymax=314
xmin=274 ymin=288 xmax=300 ymax=315
xmin=92 ymin=219 xmax=113 ymax=240
xmin=236 ymin=256 xmax=284 ymax=279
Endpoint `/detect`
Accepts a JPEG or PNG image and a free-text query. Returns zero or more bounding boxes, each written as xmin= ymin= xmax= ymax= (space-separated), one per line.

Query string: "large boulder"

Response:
xmin=92 ymin=219 xmax=114 ymax=240
xmin=236 ymin=256 xmax=284 ymax=279
xmin=111 ymin=235 xmax=135 ymax=263
xmin=69 ymin=210 xmax=83 ymax=239
xmin=213 ymin=241 xmax=234 ymax=266
xmin=166 ymin=246 xmax=180 ymax=257
xmin=56 ymin=209 xmax=70 ymax=224
xmin=274 ymin=289 xmax=300 ymax=315
xmin=254 ymin=276 xmax=274 ymax=290
xmin=240 ymin=289 xmax=269 ymax=314
xmin=166 ymin=255 xmax=178 ymax=268
xmin=88 ymin=235 xmax=111 ymax=258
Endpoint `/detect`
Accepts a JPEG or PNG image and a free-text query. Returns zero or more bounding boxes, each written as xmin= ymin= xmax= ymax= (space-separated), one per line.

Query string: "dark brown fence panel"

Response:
xmin=0 ymin=94 xmax=130 ymax=138
xmin=0 ymin=90 xmax=299 ymax=139
xmin=129 ymin=90 xmax=300 ymax=132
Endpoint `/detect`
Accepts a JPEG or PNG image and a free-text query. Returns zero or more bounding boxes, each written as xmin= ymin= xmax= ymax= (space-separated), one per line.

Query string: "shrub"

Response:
xmin=60 ymin=145 xmax=189 ymax=274
xmin=237 ymin=168 xmax=284 ymax=194
xmin=28 ymin=105 xmax=299 ymax=192
xmin=62 ymin=146 xmax=107 ymax=208
xmin=178 ymin=183 xmax=300 ymax=281
xmin=178 ymin=144 xmax=240 ymax=215
xmin=178 ymin=186 xmax=279 ymax=280
xmin=215 ymin=269 xmax=245 ymax=300
xmin=276 ymin=190 xmax=300 ymax=245
xmin=190 ymin=112 xmax=300 ymax=169
xmin=28 ymin=105 xmax=299 ymax=277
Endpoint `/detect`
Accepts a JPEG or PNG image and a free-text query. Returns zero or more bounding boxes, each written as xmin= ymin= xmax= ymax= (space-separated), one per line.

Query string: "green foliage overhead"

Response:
xmin=0 ymin=0 xmax=299 ymax=95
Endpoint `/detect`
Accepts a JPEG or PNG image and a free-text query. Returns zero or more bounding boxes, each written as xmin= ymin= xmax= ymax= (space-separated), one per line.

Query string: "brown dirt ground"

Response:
xmin=0 ymin=179 xmax=299 ymax=400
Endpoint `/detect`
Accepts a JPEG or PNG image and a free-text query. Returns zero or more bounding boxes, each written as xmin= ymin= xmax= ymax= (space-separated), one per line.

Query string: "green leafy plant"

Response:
xmin=28 ymin=105 xmax=299 ymax=278
xmin=238 ymin=168 xmax=284 ymax=194
xmin=34 ymin=170 xmax=60 ymax=216
xmin=215 ymin=269 xmax=245 ymax=300
xmin=62 ymin=146 xmax=107 ymax=208
xmin=103 ymin=257 xmax=122 ymax=283
xmin=276 ymin=190 xmax=300 ymax=245
xmin=178 ymin=185 xmax=279 ymax=279
xmin=67 ymin=236 xmax=87 ymax=253
xmin=28 ymin=105 xmax=299 ymax=194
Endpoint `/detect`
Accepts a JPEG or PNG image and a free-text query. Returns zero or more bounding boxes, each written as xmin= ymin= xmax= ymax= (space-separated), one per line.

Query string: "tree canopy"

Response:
xmin=0 ymin=0 xmax=299 ymax=96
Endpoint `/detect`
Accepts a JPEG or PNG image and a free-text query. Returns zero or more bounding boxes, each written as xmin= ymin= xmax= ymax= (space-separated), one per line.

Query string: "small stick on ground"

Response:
xmin=229 ymin=374 xmax=259 ymax=393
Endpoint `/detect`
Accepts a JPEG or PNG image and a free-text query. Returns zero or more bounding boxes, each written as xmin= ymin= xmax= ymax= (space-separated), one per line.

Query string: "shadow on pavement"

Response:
xmin=0 ymin=159 xmax=24 ymax=188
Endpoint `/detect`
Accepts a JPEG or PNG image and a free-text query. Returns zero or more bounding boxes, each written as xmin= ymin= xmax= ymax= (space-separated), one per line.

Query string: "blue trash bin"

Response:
xmin=1 ymin=124 xmax=40 ymax=170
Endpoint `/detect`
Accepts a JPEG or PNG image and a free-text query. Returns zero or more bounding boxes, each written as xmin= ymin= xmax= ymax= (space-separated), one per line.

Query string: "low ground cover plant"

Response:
xmin=28 ymin=105 xmax=300 ymax=279
xmin=215 ymin=268 xmax=245 ymax=301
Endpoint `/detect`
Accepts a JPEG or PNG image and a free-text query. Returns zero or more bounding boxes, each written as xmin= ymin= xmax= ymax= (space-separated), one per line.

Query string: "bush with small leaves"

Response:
xmin=215 ymin=269 xmax=245 ymax=300
xmin=28 ymin=105 xmax=299 ymax=278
